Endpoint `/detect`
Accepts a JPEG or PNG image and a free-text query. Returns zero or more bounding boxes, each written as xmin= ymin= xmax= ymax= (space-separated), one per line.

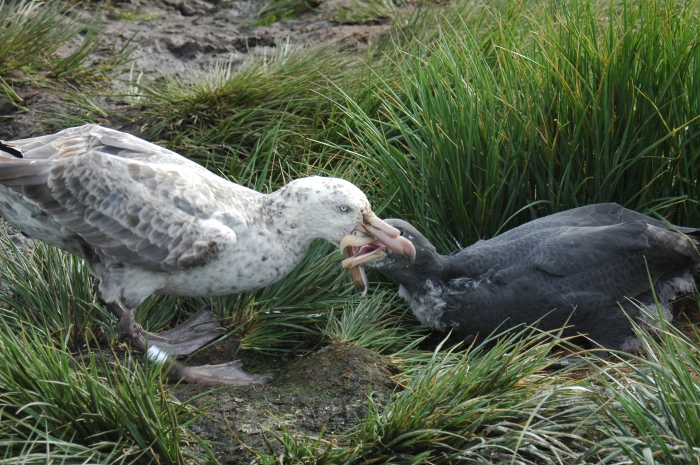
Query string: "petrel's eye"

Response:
xmin=338 ymin=205 xmax=350 ymax=213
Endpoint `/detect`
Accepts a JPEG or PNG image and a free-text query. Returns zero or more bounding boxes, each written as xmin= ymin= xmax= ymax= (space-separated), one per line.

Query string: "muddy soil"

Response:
xmin=176 ymin=343 xmax=396 ymax=463
xmin=0 ymin=0 xmax=398 ymax=139
xmin=98 ymin=0 xmax=394 ymax=75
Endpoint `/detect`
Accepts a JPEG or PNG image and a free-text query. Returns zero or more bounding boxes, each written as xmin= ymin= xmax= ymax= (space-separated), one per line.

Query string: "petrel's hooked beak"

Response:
xmin=339 ymin=213 xmax=416 ymax=294
xmin=360 ymin=213 xmax=416 ymax=265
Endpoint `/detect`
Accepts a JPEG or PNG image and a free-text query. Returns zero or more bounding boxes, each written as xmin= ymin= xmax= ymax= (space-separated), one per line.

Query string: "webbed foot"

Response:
xmin=146 ymin=346 xmax=272 ymax=385
xmin=145 ymin=306 xmax=226 ymax=356
xmin=111 ymin=303 xmax=270 ymax=385
xmin=176 ymin=360 xmax=272 ymax=385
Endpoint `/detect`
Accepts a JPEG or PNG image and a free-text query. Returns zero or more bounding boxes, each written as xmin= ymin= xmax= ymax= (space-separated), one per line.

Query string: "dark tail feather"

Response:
xmin=0 ymin=141 xmax=23 ymax=158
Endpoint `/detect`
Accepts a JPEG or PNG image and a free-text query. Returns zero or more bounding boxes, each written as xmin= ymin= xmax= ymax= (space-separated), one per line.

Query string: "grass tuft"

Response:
xmin=320 ymin=290 xmax=425 ymax=353
xmin=592 ymin=310 xmax=700 ymax=463
xmin=254 ymin=0 xmax=321 ymax=26
xmin=0 ymin=320 xmax=215 ymax=464
xmin=129 ymin=45 xmax=358 ymax=180
xmin=335 ymin=0 xmax=700 ymax=252
xmin=255 ymin=329 xmax=613 ymax=463
xmin=0 ymin=233 xmax=114 ymax=345
xmin=331 ymin=0 xmax=400 ymax=25
xmin=0 ymin=0 xmax=134 ymax=113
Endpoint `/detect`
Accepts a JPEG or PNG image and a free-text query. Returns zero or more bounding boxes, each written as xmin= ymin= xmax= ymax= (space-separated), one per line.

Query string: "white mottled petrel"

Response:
xmin=0 ymin=124 xmax=415 ymax=384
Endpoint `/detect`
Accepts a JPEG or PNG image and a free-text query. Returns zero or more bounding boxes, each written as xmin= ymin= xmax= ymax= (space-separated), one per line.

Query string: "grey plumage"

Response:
xmin=367 ymin=204 xmax=700 ymax=353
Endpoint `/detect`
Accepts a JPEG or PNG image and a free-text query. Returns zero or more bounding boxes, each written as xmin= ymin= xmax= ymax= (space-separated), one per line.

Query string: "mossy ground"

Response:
xmin=173 ymin=344 xmax=396 ymax=463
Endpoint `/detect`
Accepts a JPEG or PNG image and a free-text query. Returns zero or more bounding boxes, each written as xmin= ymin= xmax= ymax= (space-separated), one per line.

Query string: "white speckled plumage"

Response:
xmin=0 ymin=125 xmax=375 ymax=303
xmin=0 ymin=124 xmax=405 ymax=384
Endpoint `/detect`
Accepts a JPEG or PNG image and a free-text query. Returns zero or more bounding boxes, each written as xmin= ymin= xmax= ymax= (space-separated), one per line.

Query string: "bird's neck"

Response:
xmin=261 ymin=189 xmax=318 ymax=252
xmin=391 ymin=253 xmax=446 ymax=294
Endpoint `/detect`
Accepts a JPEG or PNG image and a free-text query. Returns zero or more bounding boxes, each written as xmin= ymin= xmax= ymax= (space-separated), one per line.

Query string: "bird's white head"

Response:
xmin=267 ymin=175 xmax=415 ymax=260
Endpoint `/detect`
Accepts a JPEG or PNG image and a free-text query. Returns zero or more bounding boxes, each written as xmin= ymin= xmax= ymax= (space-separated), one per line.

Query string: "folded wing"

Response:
xmin=0 ymin=125 xmax=243 ymax=271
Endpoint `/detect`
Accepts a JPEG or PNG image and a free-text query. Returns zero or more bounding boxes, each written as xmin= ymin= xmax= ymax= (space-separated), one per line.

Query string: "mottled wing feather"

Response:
xmin=5 ymin=124 xmax=211 ymax=169
xmin=0 ymin=157 xmax=51 ymax=186
xmin=0 ymin=125 xmax=243 ymax=271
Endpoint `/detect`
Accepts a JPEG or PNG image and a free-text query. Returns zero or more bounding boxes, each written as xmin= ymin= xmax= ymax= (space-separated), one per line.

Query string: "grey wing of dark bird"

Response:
xmin=497 ymin=203 xmax=697 ymax=239
xmin=0 ymin=125 xmax=243 ymax=271
xmin=443 ymin=214 xmax=696 ymax=303
xmin=495 ymin=220 xmax=698 ymax=301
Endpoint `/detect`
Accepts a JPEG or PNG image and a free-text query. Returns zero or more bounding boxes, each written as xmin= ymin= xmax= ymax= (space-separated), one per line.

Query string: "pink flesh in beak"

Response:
xmin=341 ymin=234 xmax=387 ymax=269
xmin=343 ymin=246 xmax=368 ymax=296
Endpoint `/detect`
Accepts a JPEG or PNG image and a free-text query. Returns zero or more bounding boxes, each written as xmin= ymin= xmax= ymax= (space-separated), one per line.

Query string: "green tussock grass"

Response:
xmin=105 ymin=42 xmax=397 ymax=192
xmin=254 ymin=0 xmax=321 ymax=25
xmin=320 ymin=290 xmax=426 ymax=353
xmin=587 ymin=289 xmax=700 ymax=464
xmin=255 ymin=330 xmax=613 ymax=464
xmin=592 ymin=330 xmax=700 ymax=463
xmin=336 ymin=0 xmax=700 ymax=251
xmin=0 ymin=232 xmax=190 ymax=346
xmin=1 ymin=0 xmax=700 ymax=461
xmin=254 ymin=314 xmax=700 ymax=464
xmin=331 ymin=0 xmax=401 ymax=25
xmin=0 ymin=0 xmax=134 ymax=117
xmin=0 ymin=233 xmax=114 ymax=345
xmin=0 ymin=320 xmax=215 ymax=464
xmin=120 ymin=45 xmax=367 ymax=183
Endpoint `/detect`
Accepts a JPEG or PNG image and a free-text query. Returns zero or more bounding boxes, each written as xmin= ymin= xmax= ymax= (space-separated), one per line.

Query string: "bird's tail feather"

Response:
xmin=0 ymin=156 xmax=50 ymax=188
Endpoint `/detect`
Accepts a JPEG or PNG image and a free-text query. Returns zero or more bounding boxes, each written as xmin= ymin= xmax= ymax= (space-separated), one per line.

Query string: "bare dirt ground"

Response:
xmin=0 ymin=0 xmax=397 ymax=140
xmin=177 ymin=342 xmax=397 ymax=463
xmin=0 ymin=1 xmax=403 ymax=462
xmin=99 ymin=0 xmax=393 ymax=74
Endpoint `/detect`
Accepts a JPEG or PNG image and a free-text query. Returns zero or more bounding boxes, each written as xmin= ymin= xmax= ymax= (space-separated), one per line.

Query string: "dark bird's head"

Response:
xmin=343 ymin=218 xmax=444 ymax=286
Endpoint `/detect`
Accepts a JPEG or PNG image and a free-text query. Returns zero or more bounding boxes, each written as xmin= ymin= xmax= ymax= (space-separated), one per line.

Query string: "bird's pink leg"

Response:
xmin=105 ymin=301 xmax=271 ymax=385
